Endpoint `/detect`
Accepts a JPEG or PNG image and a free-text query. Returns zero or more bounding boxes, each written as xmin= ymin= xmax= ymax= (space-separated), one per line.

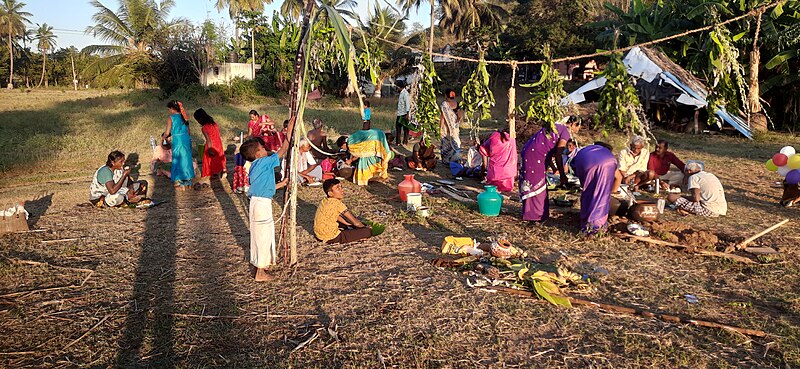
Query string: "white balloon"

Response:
xmin=778 ymin=165 xmax=791 ymax=177
xmin=780 ymin=146 xmax=796 ymax=156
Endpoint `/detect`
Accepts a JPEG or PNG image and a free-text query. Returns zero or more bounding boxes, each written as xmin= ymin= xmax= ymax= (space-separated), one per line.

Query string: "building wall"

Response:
xmin=201 ymin=63 xmax=260 ymax=86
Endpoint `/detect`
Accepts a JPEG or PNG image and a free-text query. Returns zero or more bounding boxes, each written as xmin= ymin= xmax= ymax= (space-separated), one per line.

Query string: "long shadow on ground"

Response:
xmin=211 ymin=177 xmax=250 ymax=260
xmin=115 ymin=176 xmax=177 ymax=367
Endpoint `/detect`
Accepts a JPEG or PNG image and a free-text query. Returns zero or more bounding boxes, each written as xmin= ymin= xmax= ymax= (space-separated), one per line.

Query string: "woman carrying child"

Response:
xmin=163 ymin=100 xmax=195 ymax=189
xmin=194 ymin=108 xmax=226 ymax=180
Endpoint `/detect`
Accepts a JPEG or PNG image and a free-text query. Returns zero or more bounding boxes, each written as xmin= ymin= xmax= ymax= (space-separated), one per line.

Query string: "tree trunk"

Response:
xmin=7 ymin=33 xmax=13 ymax=90
xmin=428 ymin=2 xmax=435 ymax=56
xmin=748 ymin=47 xmax=768 ymax=132
xmin=71 ymin=52 xmax=77 ymax=91
xmin=373 ymin=75 xmax=385 ymax=98
xmin=38 ymin=52 xmax=47 ymax=88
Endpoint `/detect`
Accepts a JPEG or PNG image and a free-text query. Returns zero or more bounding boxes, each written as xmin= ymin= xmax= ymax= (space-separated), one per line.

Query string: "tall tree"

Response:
xmin=84 ymin=0 xmax=187 ymax=88
xmin=0 ymin=0 xmax=32 ymax=89
xmin=438 ymin=0 xmax=509 ymax=40
xmin=215 ymin=0 xmax=268 ymax=59
xmin=34 ymin=22 xmax=56 ymax=87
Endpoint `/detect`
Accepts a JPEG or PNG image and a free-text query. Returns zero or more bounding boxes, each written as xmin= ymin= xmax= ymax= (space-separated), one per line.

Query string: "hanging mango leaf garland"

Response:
xmin=706 ymin=24 xmax=748 ymax=127
xmin=517 ymin=46 xmax=566 ymax=132
xmin=593 ymin=51 xmax=643 ymax=136
xmin=415 ymin=55 xmax=440 ymax=144
xmin=461 ymin=58 xmax=495 ymax=141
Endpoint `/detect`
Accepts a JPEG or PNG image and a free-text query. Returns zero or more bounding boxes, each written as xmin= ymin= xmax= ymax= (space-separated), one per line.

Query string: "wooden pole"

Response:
xmin=508 ymin=61 xmax=518 ymax=139
xmin=251 ymin=28 xmax=256 ymax=79
xmin=616 ymin=234 xmax=756 ymax=264
xmin=484 ymin=286 xmax=768 ymax=337
xmin=734 ymin=219 xmax=789 ymax=251
xmin=70 ymin=51 xmax=77 ymax=91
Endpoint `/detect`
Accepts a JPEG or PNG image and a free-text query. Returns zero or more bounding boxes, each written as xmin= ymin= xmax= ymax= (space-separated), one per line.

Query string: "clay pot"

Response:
xmin=628 ymin=202 xmax=659 ymax=222
xmin=397 ymin=174 xmax=421 ymax=201
xmin=490 ymin=239 xmax=514 ymax=258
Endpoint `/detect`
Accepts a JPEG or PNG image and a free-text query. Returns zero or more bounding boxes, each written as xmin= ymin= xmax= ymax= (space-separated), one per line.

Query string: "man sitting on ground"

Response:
xmin=298 ymin=138 xmax=323 ymax=184
xmin=613 ymin=135 xmax=650 ymax=192
xmin=667 ymin=162 xmax=727 ymax=217
xmin=646 ymin=139 xmax=685 ymax=191
xmin=313 ymin=179 xmax=373 ymax=244
xmin=406 ymin=139 xmax=437 ymax=171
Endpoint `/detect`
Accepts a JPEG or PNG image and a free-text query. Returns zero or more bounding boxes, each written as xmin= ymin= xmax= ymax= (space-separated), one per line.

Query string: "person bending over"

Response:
xmin=313 ymin=179 xmax=373 ymax=244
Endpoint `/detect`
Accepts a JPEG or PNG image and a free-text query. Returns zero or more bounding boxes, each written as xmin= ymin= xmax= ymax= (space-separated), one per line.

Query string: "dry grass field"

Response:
xmin=0 ymin=90 xmax=799 ymax=368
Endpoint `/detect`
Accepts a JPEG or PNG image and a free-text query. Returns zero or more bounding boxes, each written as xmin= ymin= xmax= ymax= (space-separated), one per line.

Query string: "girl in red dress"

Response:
xmin=194 ymin=108 xmax=226 ymax=178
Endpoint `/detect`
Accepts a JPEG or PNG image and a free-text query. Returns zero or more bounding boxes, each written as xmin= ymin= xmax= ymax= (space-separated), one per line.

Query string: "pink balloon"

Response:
xmin=773 ymin=153 xmax=789 ymax=167
xmin=787 ymin=170 xmax=800 ymax=185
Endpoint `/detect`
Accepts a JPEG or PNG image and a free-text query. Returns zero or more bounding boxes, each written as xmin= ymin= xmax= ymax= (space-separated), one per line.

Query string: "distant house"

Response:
xmin=201 ymin=63 xmax=260 ymax=86
xmin=432 ymin=44 xmax=455 ymax=64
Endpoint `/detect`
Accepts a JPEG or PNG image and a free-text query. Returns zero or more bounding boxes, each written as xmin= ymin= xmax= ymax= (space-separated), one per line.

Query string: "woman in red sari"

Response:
xmin=194 ymin=108 xmax=226 ymax=178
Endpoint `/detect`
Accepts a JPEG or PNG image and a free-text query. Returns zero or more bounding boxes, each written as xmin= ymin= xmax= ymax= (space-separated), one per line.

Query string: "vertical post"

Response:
xmin=508 ymin=62 xmax=518 ymax=139
xmin=251 ymin=28 xmax=256 ymax=79
xmin=427 ymin=2 xmax=435 ymax=56
xmin=70 ymin=51 xmax=78 ymax=91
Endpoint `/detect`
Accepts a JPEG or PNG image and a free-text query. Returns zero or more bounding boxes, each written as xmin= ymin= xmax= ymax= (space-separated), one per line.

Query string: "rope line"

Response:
xmin=365 ymin=1 xmax=780 ymax=66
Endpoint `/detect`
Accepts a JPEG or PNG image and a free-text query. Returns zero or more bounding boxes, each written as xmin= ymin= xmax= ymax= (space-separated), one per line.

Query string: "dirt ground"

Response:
xmin=1 ymin=95 xmax=800 ymax=368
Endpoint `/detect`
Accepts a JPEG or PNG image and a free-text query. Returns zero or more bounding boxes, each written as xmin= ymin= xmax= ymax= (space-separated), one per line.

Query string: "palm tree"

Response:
xmin=360 ymin=3 xmax=408 ymax=97
xmin=34 ymin=22 xmax=56 ymax=87
xmin=0 ymin=0 xmax=32 ymax=89
xmin=215 ymin=0 xmax=269 ymax=58
xmin=397 ymin=0 xmax=438 ymax=55
xmin=438 ymin=0 xmax=509 ymax=39
xmin=84 ymin=0 xmax=186 ymax=87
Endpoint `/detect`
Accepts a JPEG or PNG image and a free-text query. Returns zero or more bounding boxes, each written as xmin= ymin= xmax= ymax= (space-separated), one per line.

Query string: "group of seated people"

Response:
xmin=610 ymin=136 xmax=727 ymax=218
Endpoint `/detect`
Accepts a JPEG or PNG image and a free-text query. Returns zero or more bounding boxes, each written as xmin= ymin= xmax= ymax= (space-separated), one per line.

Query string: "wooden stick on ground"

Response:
xmin=61 ymin=314 xmax=110 ymax=351
xmin=484 ymin=286 xmax=768 ymax=337
xmin=616 ymin=234 xmax=755 ymax=264
xmin=730 ymin=219 xmax=789 ymax=252
xmin=41 ymin=238 xmax=81 ymax=245
xmin=170 ymin=313 xmax=317 ymax=320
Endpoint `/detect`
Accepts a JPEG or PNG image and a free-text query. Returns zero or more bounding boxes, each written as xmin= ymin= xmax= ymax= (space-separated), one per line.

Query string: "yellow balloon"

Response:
xmin=788 ymin=154 xmax=800 ymax=170
xmin=766 ymin=159 xmax=779 ymax=171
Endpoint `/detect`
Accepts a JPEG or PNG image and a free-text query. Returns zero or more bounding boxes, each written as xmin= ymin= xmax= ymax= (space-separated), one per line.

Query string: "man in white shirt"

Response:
xmin=395 ymin=80 xmax=411 ymax=145
xmin=612 ymin=135 xmax=651 ymax=192
xmin=298 ymin=138 xmax=323 ymax=183
xmin=667 ymin=162 xmax=727 ymax=217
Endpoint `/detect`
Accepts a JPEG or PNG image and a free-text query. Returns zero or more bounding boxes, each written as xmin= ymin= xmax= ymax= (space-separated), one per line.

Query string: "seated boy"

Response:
xmin=313 ymin=179 xmax=372 ymax=244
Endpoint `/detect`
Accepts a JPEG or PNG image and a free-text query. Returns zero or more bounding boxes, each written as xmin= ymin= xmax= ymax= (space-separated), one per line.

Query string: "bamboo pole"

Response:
xmin=508 ymin=61 xmax=518 ymax=139
xmin=616 ymin=234 xmax=756 ymax=264
xmin=484 ymin=286 xmax=768 ymax=337
xmin=734 ymin=219 xmax=789 ymax=251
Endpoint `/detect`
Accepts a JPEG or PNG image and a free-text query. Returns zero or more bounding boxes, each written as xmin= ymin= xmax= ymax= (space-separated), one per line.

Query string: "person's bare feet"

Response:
xmin=254 ymin=268 xmax=273 ymax=282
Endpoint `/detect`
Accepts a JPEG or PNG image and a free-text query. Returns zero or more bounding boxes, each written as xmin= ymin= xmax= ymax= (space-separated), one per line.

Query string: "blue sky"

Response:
xmin=23 ymin=0 xmax=427 ymax=50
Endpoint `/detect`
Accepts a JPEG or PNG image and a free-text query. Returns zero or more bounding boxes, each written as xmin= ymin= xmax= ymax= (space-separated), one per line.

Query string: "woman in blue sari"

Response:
xmin=162 ymin=100 xmax=195 ymax=189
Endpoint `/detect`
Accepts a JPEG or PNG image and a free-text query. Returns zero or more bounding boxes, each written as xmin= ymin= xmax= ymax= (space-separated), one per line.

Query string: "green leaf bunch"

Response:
xmin=416 ymin=55 xmax=440 ymax=144
xmin=461 ymin=59 xmax=495 ymax=141
xmin=706 ymin=24 xmax=748 ymax=126
xmin=517 ymin=45 xmax=566 ymax=132
xmin=593 ymin=51 xmax=642 ymax=135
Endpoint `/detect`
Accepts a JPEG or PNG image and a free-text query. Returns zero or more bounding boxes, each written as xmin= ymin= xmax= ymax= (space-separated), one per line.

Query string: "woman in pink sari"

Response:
xmin=480 ymin=128 xmax=517 ymax=192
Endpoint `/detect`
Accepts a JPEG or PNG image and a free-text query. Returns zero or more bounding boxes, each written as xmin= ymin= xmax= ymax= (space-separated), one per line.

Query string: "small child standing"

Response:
xmin=240 ymin=134 xmax=290 ymax=281
xmin=362 ymin=101 xmax=372 ymax=130
xmin=313 ymin=179 xmax=373 ymax=244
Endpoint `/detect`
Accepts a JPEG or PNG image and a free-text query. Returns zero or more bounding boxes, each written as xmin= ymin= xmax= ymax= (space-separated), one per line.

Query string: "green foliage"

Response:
xmin=416 ymin=55 xmax=440 ymax=144
xmin=593 ymin=51 xmax=643 ymax=135
xmin=706 ymin=24 xmax=748 ymax=126
xmin=517 ymin=46 xmax=566 ymax=132
xmin=460 ymin=58 xmax=494 ymax=140
xmin=500 ymin=0 xmax=594 ymax=61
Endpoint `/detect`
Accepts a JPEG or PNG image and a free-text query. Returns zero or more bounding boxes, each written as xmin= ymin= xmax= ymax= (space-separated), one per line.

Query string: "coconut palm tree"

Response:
xmin=215 ymin=0 xmax=269 ymax=57
xmin=0 ymin=0 xmax=32 ymax=89
xmin=438 ymin=0 xmax=509 ymax=39
xmin=84 ymin=0 xmax=187 ymax=87
xmin=34 ymin=22 xmax=56 ymax=87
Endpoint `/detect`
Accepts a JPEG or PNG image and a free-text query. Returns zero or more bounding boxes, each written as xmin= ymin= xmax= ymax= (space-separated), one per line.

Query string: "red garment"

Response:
xmin=202 ymin=123 xmax=226 ymax=177
xmin=261 ymin=132 xmax=282 ymax=151
xmin=233 ymin=166 xmax=249 ymax=190
xmin=647 ymin=151 xmax=685 ymax=176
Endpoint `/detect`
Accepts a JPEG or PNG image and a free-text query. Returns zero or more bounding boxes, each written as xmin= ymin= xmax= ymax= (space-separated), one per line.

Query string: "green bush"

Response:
xmin=254 ymin=72 xmax=276 ymax=97
xmin=227 ymin=77 xmax=258 ymax=102
xmin=169 ymin=83 xmax=209 ymax=103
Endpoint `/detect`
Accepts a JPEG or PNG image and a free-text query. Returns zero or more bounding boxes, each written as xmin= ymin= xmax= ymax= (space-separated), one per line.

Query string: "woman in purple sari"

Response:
xmin=572 ymin=143 xmax=617 ymax=234
xmin=480 ymin=128 xmax=517 ymax=192
xmin=519 ymin=118 xmax=581 ymax=221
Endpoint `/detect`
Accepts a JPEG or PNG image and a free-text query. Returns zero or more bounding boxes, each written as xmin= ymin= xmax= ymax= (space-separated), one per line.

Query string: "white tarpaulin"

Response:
xmin=561 ymin=46 xmax=752 ymax=139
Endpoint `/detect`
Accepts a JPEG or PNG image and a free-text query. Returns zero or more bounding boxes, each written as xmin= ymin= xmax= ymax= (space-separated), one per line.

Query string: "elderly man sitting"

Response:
xmin=612 ymin=135 xmax=650 ymax=192
xmin=646 ymin=139 xmax=686 ymax=191
xmin=90 ymin=151 xmax=148 ymax=207
xmin=667 ymin=162 xmax=727 ymax=217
